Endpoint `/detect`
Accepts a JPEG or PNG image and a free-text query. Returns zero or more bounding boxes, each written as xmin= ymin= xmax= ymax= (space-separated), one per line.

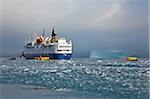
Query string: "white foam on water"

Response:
xmin=0 ymin=58 xmax=149 ymax=99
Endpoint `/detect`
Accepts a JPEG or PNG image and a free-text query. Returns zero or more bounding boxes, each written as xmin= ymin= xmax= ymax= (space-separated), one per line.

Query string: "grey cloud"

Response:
xmin=1 ymin=0 xmax=149 ymax=57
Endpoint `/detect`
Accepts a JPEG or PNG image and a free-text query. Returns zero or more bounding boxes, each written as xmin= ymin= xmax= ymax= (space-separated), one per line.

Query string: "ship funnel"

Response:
xmin=52 ymin=27 xmax=56 ymax=36
xmin=50 ymin=27 xmax=57 ymax=43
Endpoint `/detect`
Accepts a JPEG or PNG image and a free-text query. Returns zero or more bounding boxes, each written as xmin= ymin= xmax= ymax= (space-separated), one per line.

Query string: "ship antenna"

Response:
xmin=25 ymin=33 xmax=27 ymax=44
xmin=27 ymin=31 xmax=29 ymax=43
xmin=29 ymin=31 xmax=31 ymax=43
xmin=27 ymin=29 xmax=31 ymax=43
xmin=29 ymin=31 xmax=31 ymax=42
xmin=43 ymin=28 xmax=45 ymax=39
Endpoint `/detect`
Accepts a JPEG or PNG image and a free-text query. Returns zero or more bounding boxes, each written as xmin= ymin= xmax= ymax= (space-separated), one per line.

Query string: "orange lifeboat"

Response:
xmin=36 ymin=36 xmax=44 ymax=44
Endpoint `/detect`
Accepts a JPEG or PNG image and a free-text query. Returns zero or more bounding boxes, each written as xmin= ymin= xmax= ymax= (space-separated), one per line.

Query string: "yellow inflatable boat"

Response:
xmin=34 ymin=56 xmax=49 ymax=60
xmin=127 ymin=57 xmax=138 ymax=61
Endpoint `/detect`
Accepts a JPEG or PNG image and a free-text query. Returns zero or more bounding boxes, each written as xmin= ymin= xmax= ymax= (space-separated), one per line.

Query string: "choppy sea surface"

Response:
xmin=0 ymin=58 xmax=149 ymax=99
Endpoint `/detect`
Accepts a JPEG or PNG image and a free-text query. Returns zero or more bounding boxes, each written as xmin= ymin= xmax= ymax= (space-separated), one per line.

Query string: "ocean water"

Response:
xmin=0 ymin=58 xmax=149 ymax=99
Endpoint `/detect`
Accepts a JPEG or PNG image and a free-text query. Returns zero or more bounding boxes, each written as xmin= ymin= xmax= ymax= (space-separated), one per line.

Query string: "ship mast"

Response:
xmin=27 ymin=30 xmax=30 ymax=43
xmin=42 ymin=28 xmax=45 ymax=39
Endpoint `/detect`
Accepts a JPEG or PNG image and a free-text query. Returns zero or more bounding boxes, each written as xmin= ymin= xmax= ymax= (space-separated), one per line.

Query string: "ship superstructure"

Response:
xmin=22 ymin=28 xmax=72 ymax=60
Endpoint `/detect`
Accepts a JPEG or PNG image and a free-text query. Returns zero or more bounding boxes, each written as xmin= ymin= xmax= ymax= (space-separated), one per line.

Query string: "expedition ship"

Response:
xmin=21 ymin=28 xmax=72 ymax=60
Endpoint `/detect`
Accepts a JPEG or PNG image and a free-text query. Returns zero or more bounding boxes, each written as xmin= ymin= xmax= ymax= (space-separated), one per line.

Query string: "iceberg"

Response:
xmin=89 ymin=50 xmax=126 ymax=59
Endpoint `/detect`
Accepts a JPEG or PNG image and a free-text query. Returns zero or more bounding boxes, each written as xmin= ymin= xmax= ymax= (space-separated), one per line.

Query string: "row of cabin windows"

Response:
xmin=26 ymin=45 xmax=53 ymax=48
xmin=57 ymin=50 xmax=70 ymax=51
xmin=26 ymin=46 xmax=71 ymax=49
xmin=58 ymin=46 xmax=71 ymax=48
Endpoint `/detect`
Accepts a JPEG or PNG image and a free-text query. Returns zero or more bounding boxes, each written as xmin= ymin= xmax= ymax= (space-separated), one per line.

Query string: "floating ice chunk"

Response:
xmin=67 ymin=60 xmax=72 ymax=64
xmin=73 ymin=63 xmax=76 ymax=66
xmin=24 ymin=68 xmax=29 ymax=72
xmin=30 ymin=70 xmax=38 ymax=74
xmin=56 ymin=72 xmax=64 ymax=77
xmin=97 ymin=60 xmax=102 ymax=63
xmin=1 ymin=65 xmax=6 ymax=68
xmin=63 ymin=69 xmax=72 ymax=73
xmin=49 ymin=69 xmax=57 ymax=73
xmin=85 ymin=68 xmax=91 ymax=74
xmin=55 ymin=88 xmax=72 ymax=92
xmin=101 ymin=72 xmax=107 ymax=77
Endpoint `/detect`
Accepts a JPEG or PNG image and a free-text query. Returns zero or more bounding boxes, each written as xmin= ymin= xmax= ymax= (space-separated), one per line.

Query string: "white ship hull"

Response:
xmin=22 ymin=28 xmax=73 ymax=60
xmin=23 ymin=41 xmax=72 ymax=60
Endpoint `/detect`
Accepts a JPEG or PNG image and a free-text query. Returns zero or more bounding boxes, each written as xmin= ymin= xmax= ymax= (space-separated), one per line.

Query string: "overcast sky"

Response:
xmin=0 ymin=0 xmax=149 ymax=57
